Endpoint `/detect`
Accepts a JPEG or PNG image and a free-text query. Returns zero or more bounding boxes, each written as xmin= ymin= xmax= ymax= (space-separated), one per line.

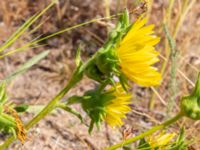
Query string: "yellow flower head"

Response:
xmin=104 ymin=84 xmax=132 ymax=127
xmin=116 ymin=17 xmax=161 ymax=86
xmin=81 ymin=84 xmax=132 ymax=131
xmin=147 ymin=132 xmax=176 ymax=149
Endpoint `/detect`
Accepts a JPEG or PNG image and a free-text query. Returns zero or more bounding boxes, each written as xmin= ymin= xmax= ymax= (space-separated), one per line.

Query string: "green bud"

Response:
xmin=85 ymin=60 xmax=106 ymax=82
xmin=0 ymin=113 xmax=16 ymax=129
xmin=121 ymin=9 xmax=129 ymax=28
xmin=14 ymin=104 xmax=29 ymax=113
xmin=181 ymin=73 xmax=200 ymax=120
xmin=86 ymin=10 xmax=130 ymax=82
xmin=80 ymin=90 xmax=114 ymax=132
xmin=95 ymin=49 xmax=119 ymax=75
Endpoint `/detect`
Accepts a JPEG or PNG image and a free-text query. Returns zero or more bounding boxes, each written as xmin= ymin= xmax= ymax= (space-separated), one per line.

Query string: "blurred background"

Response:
xmin=0 ymin=0 xmax=200 ymax=149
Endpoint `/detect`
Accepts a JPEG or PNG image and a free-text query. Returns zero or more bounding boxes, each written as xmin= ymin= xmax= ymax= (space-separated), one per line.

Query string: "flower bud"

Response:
xmin=85 ymin=60 xmax=106 ymax=82
xmin=81 ymin=90 xmax=114 ymax=132
xmin=80 ymin=84 xmax=131 ymax=132
xmin=181 ymin=73 xmax=200 ymax=120
xmin=95 ymin=49 xmax=119 ymax=75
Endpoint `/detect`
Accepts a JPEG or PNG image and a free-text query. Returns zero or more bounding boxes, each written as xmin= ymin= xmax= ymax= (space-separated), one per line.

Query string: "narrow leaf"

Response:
xmin=3 ymin=51 xmax=49 ymax=83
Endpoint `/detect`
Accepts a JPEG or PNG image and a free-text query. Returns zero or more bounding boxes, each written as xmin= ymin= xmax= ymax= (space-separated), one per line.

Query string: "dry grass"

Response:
xmin=0 ymin=0 xmax=200 ymax=149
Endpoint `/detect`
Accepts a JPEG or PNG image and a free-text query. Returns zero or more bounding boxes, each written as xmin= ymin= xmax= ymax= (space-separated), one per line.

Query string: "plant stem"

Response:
xmin=105 ymin=112 xmax=183 ymax=150
xmin=0 ymin=77 xmax=78 ymax=149
xmin=0 ymin=55 xmax=96 ymax=149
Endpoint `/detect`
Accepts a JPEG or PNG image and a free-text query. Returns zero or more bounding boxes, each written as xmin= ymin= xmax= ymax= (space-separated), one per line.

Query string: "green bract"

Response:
xmin=181 ymin=73 xmax=200 ymax=120
xmin=80 ymin=90 xmax=115 ymax=132
xmin=95 ymin=49 xmax=118 ymax=75
xmin=0 ymin=84 xmax=17 ymax=136
xmin=85 ymin=59 xmax=106 ymax=82
xmin=84 ymin=10 xmax=130 ymax=84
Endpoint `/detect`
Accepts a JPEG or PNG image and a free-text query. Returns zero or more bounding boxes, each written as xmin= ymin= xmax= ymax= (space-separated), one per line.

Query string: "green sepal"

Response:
xmin=136 ymin=138 xmax=151 ymax=150
xmin=181 ymin=73 xmax=200 ymax=120
xmin=14 ymin=104 xmax=29 ymax=113
xmin=57 ymin=103 xmax=83 ymax=123
xmin=119 ymin=74 xmax=129 ymax=92
xmin=85 ymin=10 xmax=131 ymax=84
xmin=0 ymin=113 xmax=16 ymax=129
xmin=121 ymin=9 xmax=129 ymax=28
xmin=66 ymin=95 xmax=82 ymax=105
xmin=88 ymin=120 xmax=94 ymax=134
xmin=0 ymin=83 xmax=7 ymax=105
xmin=75 ymin=45 xmax=82 ymax=67
xmin=168 ymin=128 xmax=188 ymax=150
xmin=71 ymin=61 xmax=84 ymax=84
xmin=81 ymin=90 xmax=115 ymax=133
xmin=105 ymin=9 xmax=130 ymax=47
xmin=10 ymin=127 xmax=17 ymax=139
xmin=191 ymin=73 xmax=200 ymax=97
xmin=95 ymin=49 xmax=119 ymax=75
xmin=85 ymin=59 xmax=106 ymax=82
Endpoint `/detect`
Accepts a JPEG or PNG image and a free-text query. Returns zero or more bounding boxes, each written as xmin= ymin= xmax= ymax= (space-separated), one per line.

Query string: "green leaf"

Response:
xmin=2 ymin=50 xmax=49 ymax=83
xmin=75 ymin=45 xmax=82 ymax=67
xmin=57 ymin=103 xmax=83 ymax=123
xmin=137 ymin=138 xmax=151 ymax=150
xmin=0 ymin=83 xmax=7 ymax=104
xmin=168 ymin=128 xmax=188 ymax=150
xmin=14 ymin=104 xmax=29 ymax=113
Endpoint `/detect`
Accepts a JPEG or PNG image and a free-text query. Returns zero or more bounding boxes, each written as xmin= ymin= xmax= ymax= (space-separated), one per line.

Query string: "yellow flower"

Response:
xmin=104 ymin=84 xmax=132 ymax=127
xmin=147 ymin=132 xmax=175 ymax=149
xmin=116 ymin=17 xmax=161 ymax=86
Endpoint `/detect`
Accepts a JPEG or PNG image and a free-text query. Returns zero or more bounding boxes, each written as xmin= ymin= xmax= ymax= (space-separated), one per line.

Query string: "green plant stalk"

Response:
xmin=105 ymin=112 xmax=183 ymax=150
xmin=0 ymin=55 xmax=96 ymax=149
xmin=164 ymin=24 xmax=178 ymax=117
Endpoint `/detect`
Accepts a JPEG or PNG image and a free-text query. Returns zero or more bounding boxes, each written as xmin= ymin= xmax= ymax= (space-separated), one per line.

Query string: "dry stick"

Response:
xmin=0 ymin=1 xmax=56 ymax=53
xmin=159 ymin=54 xmax=195 ymax=87
xmin=104 ymin=0 xmax=111 ymax=35
xmin=173 ymin=0 xmax=196 ymax=38
xmin=146 ymin=0 xmax=154 ymax=21
xmin=149 ymin=0 xmax=176 ymax=110
xmin=0 ymin=15 xmax=119 ymax=59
